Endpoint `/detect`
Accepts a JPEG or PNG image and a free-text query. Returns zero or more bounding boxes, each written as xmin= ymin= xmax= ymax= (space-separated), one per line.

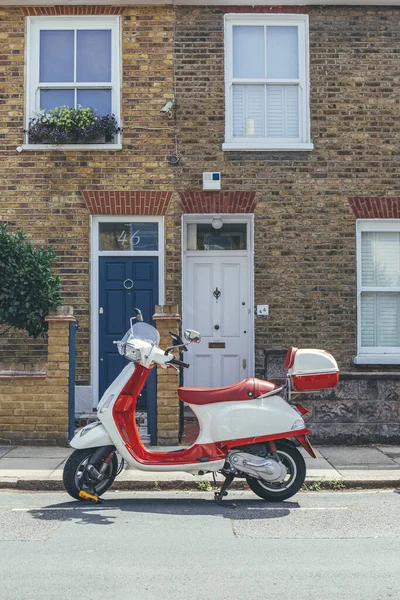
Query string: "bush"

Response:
xmin=26 ymin=106 xmax=121 ymax=145
xmin=0 ymin=224 xmax=62 ymax=338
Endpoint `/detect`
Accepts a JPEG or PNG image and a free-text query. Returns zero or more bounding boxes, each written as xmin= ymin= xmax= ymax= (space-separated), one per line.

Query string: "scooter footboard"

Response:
xmin=70 ymin=422 xmax=114 ymax=449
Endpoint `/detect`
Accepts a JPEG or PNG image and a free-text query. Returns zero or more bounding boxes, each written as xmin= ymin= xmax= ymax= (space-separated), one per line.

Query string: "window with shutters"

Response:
xmin=24 ymin=16 xmax=121 ymax=149
xmin=356 ymin=220 xmax=400 ymax=364
xmin=223 ymin=14 xmax=313 ymax=152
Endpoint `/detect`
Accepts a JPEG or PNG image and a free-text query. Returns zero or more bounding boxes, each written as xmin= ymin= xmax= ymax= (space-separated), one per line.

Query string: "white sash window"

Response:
xmin=223 ymin=14 xmax=312 ymax=152
xmin=25 ymin=16 xmax=120 ymax=147
xmin=356 ymin=220 xmax=400 ymax=364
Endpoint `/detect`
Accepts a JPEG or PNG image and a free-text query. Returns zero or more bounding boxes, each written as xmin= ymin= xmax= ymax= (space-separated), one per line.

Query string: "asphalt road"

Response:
xmin=0 ymin=489 xmax=399 ymax=600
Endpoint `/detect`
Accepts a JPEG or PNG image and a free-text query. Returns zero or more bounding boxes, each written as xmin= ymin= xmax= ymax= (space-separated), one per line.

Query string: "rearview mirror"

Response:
xmin=133 ymin=308 xmax=143 ymax=322
xmin=184 ymin=329 xmax=201 ymax=344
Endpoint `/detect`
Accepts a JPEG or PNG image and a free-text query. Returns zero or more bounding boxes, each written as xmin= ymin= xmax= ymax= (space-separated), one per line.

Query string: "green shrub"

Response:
xmin=0 ymin=224 xmax=61 ymax=338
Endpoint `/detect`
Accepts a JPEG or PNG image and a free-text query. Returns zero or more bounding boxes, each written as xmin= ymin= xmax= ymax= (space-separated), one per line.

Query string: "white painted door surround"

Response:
xmin=182 ymin=215 xmax=254 ymax=388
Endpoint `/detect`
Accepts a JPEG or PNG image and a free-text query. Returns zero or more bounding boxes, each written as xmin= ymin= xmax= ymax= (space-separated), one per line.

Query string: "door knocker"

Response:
xmin=123 ymin=279 xmax=134 ymax=290
xmin=213 ymin=287 xmax=221 ymax=300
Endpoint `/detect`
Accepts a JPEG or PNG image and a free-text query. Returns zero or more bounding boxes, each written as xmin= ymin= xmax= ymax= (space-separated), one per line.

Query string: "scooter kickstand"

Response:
xmin=214 ymin=474 xmax=236 ymax=508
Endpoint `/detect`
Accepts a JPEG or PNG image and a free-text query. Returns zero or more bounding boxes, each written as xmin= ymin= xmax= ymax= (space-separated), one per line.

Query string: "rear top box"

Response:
xmin=285 ymin=347 xmax=339 ymax=392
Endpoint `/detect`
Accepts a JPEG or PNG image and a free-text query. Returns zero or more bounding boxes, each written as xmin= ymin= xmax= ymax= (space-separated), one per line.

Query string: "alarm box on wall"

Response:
xmin=202 ymin=172 xmax=221 ymax=191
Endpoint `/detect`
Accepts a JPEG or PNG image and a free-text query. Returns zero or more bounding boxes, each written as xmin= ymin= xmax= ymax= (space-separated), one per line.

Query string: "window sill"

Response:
xmin=21 ymin=144 xmax=122 ymax=152
xmin=222 ymin=142 xmax=314 ymax=152
xmin=354 ymin=355 xmax=400 ymax=365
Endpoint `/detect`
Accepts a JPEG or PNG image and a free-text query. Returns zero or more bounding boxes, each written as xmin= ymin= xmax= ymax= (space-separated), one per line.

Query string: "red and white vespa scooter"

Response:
xmin=64 ymin=309 xmax=339 ymax=504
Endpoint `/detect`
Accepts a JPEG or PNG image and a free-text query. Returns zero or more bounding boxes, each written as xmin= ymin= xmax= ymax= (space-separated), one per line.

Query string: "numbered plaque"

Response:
xmin=99 ymin=222 xmax=158 ymax=251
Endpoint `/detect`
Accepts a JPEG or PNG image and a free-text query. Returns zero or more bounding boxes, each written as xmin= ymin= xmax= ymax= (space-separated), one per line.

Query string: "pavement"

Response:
xmin=0 ymin=444 xmax=399 ymax=491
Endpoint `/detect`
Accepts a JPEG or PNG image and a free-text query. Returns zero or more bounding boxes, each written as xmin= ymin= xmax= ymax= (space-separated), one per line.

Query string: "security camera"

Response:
xmin=16 ymin=146 xmax=23 ymax=153
xmin=161 ymin=101 xmax=173 ymax=114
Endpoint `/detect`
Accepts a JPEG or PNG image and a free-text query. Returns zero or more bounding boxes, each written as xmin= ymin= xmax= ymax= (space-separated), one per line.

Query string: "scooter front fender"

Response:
xmin=70 ymin=422 xmax=114 ymax=450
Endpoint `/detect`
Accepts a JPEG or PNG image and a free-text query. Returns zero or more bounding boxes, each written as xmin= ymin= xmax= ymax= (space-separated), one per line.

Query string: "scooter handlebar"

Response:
xmin=167 ymin=357 xmax=190 ymax=369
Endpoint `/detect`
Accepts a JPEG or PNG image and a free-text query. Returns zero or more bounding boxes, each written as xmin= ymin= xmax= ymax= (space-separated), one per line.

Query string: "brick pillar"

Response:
xmin=153 ymin=304 xmax=181 ymax=445
xmin=45 ymin=306 xmax=76 ymax=443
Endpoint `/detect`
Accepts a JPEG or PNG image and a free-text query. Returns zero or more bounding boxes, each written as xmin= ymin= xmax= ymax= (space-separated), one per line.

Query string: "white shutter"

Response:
xmin=377 ymin=293 xmax=400 ymax=346
xmin=232 ymin=85 xmax=244 ymax=137
xmin=376 ymin=232 xmax=400 ymax=287
xmin=233 ymin=85 xmax=264 ymax=138
xmin=266 ymin=86 xmax=299 ymax=138
xmin=362 ymin=232 xmax=400 ymax=287
xmin=361 ymin=292 xmax=400 ymax=347
xmin=361 ymin=232 xmax=375 ymax=286
xmin=361 ymin=293 xmax=376 ymax=347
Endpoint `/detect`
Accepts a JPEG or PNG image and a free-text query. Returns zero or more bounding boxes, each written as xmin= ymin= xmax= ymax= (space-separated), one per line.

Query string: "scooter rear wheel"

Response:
xmin=246 ymin=442 xmax=306 ymax=502
xmin=63 ymin=448 xmax=118 ymax=500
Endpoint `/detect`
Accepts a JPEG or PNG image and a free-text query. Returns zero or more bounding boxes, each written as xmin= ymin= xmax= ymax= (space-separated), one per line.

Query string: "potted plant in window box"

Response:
xmin=26 ymin=106 xmax=121 ymax=145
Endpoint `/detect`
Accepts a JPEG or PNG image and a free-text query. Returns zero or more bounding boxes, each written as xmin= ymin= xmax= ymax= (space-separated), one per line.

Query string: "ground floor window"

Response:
xmin=356 ymin=220 xmax=400 ymax=364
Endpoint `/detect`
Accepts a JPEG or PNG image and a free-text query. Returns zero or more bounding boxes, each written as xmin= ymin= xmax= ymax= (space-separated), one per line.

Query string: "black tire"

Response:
xmin=63 ymin=448 xmax=118 ymax=501
xmin=246 ymin=442 xmax=306 ymax=502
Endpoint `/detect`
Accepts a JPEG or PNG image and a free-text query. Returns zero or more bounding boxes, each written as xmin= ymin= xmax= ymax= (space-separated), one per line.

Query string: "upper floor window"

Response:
xmin=356 ymin=220 xmax=400 ymax=364
xmin=26 ymin=16 xmax=120 ymax=146
xmin=223 ymin=14 xmax=312 ymax=152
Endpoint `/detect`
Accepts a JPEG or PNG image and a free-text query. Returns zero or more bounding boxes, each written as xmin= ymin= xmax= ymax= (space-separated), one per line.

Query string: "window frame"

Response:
xmin=24 ymin=15 xmax=121 ymax=150
xmin=223 ymin=13 xmax=313 ymax=152
xmin=355 ymin=219 xmax=400 ymax=364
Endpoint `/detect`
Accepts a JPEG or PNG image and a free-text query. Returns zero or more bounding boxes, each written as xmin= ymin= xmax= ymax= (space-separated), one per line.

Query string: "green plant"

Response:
xmin=196 ymin=480 xmax=211 ymax=491
xmin=26 ymin=106 xmax=121 ymax=145
xmin=327 ymin=479 xmax=345 ymax=491
xmin=303 ymin=480 xmax=323 ymax=492
xmin=0 ymin=224 xmax=61 ymax=338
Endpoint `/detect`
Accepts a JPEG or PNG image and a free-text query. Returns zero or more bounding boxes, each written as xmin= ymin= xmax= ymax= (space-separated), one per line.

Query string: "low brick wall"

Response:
xmin=153 ymin=305 xmax=181 ymax=445
xmin=265 ymin=350 xmax=400 ymax=444
xmin=0 ymin=307 xmax=76 ymax=445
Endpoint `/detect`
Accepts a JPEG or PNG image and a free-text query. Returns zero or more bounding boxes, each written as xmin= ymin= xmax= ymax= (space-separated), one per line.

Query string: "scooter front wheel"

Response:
xmin=246 ymin=442 xmax=306 ymax=502
xmin=63 ymin=448 xmax=118 ymax=500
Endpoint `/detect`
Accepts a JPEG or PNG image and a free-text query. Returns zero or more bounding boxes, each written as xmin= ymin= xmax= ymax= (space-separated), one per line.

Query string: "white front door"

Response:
xmin=182 ymin=217 xmax=253 ymax=388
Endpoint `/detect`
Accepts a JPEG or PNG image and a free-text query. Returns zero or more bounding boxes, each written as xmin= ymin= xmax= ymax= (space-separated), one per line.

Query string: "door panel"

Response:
xmin=184 ymin=255 xmax=250 ymax=388
xmin=192 ymin=262 xmax=214 ymax=337
xmin=99 ymin=256 xmax=158 ymax=442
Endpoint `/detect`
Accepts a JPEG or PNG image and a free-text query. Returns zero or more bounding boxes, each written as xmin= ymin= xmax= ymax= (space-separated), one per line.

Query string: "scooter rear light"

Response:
xmin=295 ymin=403 xmax=308 ymax=416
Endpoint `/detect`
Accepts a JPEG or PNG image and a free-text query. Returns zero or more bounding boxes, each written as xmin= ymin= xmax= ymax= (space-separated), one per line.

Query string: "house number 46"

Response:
xmin=117 ymin=230 xmax=141 ymax=247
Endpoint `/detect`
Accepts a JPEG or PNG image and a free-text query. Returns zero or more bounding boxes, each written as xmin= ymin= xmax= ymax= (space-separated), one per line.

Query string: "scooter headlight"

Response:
xmin=79 ymin=421 xmax=102 ymax=437
xmin=291 ymin=417 xmax=305 ymax=431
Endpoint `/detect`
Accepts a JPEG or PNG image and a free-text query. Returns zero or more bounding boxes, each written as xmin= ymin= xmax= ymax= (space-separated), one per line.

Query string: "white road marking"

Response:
xmin=246 ymin=507 xmax=349 ymax=511
xmin=12 ymin=507 xmax=117 ymax=512
xmin=11 ymin=505 xmax=349 ymax=512
xmin=11 ymin=505 xmax=350 ymax=512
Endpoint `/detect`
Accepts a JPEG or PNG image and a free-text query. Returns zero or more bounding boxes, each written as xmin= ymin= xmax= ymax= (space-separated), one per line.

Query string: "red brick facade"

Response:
xmin=21 ymin=6 xmax=126 ymax=16
xmin=82 ymin=191 xmax=173 ymax=215
xmin=178 ymin=192 xmax=257 ymax=214
xmin=348 ymin=197 xmax=400 ymax=219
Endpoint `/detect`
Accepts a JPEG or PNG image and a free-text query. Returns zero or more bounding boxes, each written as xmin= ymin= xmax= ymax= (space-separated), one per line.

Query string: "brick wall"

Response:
xmin=2 ymin=5 xmax=400 ymax=442
xmin=0 ymin=307 xmax=75 ymax=445
xmin=173 ymin=5 xmax=400 ymax=372
xmin=172 ymin=5 xmax=400 ymax=442
xmin=153 ymin=305 xmax=181 ymax=445
xmin=0 ymin=6 xmax=175 ymax=385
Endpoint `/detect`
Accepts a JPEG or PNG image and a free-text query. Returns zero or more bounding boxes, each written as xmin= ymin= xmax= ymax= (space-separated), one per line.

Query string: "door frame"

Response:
xmin=90 ymin=215 xmax=165 ymax=408
xmin=181 ymin=213 xmax=255 ymax=383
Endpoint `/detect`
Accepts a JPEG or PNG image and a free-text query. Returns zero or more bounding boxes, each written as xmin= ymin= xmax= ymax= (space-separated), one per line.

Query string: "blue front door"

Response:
xmin=99 ymin=257 xmax=158 ymax=444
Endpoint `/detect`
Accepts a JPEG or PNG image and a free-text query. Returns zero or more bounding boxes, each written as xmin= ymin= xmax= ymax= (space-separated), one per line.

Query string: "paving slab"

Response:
xmin=0 ymin=447 xmax=14 ymax=459
xmin=0 ymin=458 xmax=65 ymax=479
xmin=318 ymin=446 xmax=397 ymax=467
xmin=377 ymin=446 xmax=400 ymax=458
xmin=5 ymin=446 xmax=72 ymax=459
xmin=339 ymin=469 xmax=400 ymax=481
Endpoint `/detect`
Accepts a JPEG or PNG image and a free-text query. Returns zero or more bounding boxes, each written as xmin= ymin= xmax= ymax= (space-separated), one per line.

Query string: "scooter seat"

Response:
xmin=178 ymin=378 xmax=278 ymax=405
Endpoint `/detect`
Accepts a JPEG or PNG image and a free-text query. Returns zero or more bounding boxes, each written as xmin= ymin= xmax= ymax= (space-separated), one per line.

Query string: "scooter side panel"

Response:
xmin=190 ymin=395 xmax=303 ymax=443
